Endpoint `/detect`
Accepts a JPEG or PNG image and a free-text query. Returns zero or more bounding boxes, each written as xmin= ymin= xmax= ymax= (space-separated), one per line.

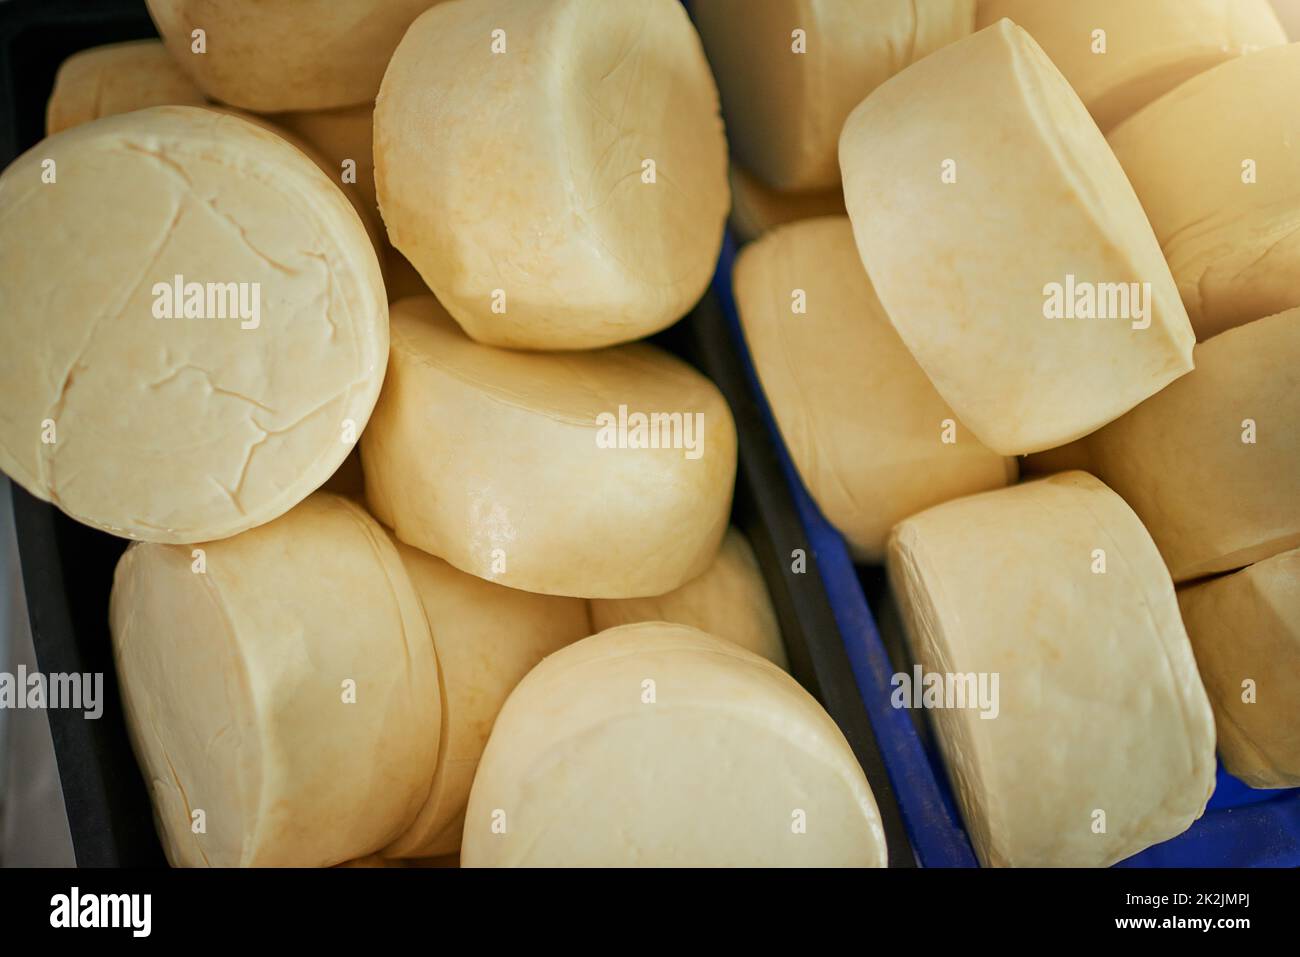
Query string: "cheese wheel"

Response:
xmin=1276 ymin=0 xmax=1300 ymax=39
xmin=976 ymin=1 xmax=1287 ymax=132
xmin=588 ymin=527 xmax=788 ymax=669
xmin=1179 ymin=549 xmax=1300 ymax=789
xmin=734 ymin=217 xmax=1016 ymax=559
xmin=361 ymin=297 xmax=737 ymax=599
xmin=1108 ymin=44 xmax=1300 ymax=340
xmin=462 ymin=622 xmax=887 ymax=867
xmin=46 ymin=40 xmax=206 ymax=135
xmin=145 ymin=0 xmax=438 ymax=112
xmin=374 ymin=0 xmax=727 ymax=350
xmin=888 ymin=472 xmax=1216 ymax=867
xmin=1072 ymin=308 xmax=1300 ymax=583
xmin=276 ymin=104 xmax=376 ymax=215
xmin=694 ymin=0 xmax=976 ymax=191
xmin=383 ymin=542 xmax=590 ymax=858
xmin=109 ymin=493 xmax=441 ymax=867
xmin=0 ymin=106 xmax=387 ymax=543
xmin=727 ymin=163 xmax=845 ymax=243
xmin=839 ymin=20 xmax=1194 ymax=455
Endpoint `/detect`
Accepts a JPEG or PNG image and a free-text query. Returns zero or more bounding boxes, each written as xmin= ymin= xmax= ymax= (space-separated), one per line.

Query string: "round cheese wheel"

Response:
xmin=589 ymin=526 xmax=788 ymax=670
xmin=1074 ymin=308 xmax=1300 ymax=583
xmin=361 ymin=296 xmax=737 ymax=599
xmin=374 ymin=0 xmax=727 ymax=350
xmin=727 ymin=163 xmax=845 ymax=244
xmin=145 ymin=0 xmax=438 ymax=112
xmin=383 ymin=542 xmax=590 ymax=859
xmin=1179 ymin=548 xmax=1300 ymax=789
xmin=0 ymin=106 xmax=387 ymax=543
xmin=695 ymin=0 xmax=975 ymax=191
xmin=276 ymin=104 xmax=376 ymax=215
xmin=1108 ymin=43 xmax=1300 ymax=340
xmin=46 ymin=39 xmax=206 ymax=135
xmin=977 ymin=0 xmax=1287 ymax=132
xmin=462 ymin=622 xmax=887 ymax=867
xmin=887 ymin=472 xmax=1216 ymax=867
xmin=734 ymin=217 xmax=1016 ymax=559
xmin=109 ymin=493 xmax=442 ymax=867
xmin=839 ymin=20 xmax=1195 ymax=456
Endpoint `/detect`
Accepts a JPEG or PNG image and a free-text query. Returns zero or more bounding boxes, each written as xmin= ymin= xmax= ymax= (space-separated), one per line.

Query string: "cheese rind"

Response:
xmin=276 ymin=104 xmax=377 ymax=215
xmin=0 ymin=107 xmax=387 ymax=543
xmin=461 ymin=622 xmax=888 ymax=867
xmin=1108 ymin=43 xmax=1300 ymax=340
xmin=109 ymin=493 xmax=442 ymax=867
xmin=588 ymin=527 xmax=788 ymax=669
xmin=977 ymin=0 xmax=1287 ymax=131
xmin=839 ymin=20 xmax=1194 ymax=455
xmin=384 ymin=543 xmax=590 ymax=858
xmin=46 ymin=40 xmax=206 ymax=134
xmin=888 ymin=472 xmax=1216 ymax=867
xmin=726 ymin=163 xmax=845 ymax=243
xmin=1077 ymin=308 xmax=1300 ymax=583
xmin=733 ymin=217 xmax=1016 ymax=559
xmin=695 ymin=0 xmax=975 ymax=190
xmin=361 ymin=297 xmax=737 ymax=599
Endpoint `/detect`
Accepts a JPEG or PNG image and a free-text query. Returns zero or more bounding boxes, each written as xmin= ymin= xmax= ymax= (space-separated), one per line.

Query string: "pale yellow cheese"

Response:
xmin=1276 ymin=0 xmax=1300 ymax=39
xmin=695 ymin=0 xmax=975 ymax=191
xmin=384 ymin=543 xmax=590 ymax=858
xmin=588 ymin=527 xmax=788 ymax=669
xmin=977 ymin=1 xmax=1286 ymax=131
xmin=1109 ymin=43 xmax=1300 ymax=340
xmin=0 ymin=107 xmax=387 ymax=543
xmin=727 ymin=163 xmax=845 ymax=243
xmin=1072 ymin=308 xmax=1300 ymax=583
xmin=888 ymin=472 xmax=1216 ymax=867
xmin=1179 ymin=548 xmax=1300 ymax=789
xmin=374 ymin=0 xmax=728 ymax=350
xmin=145 ymin=0 xmax=439 ymax=112
xmin=110 ymin=493 xmax=442 ymax=867
xmin=462 ymin=622 xmax=887 ymax=867
xmin=46 ymin=40 xmax=206 ymax=134
xmin=733 ymin=217 xmax=1016 ymax=559
xmin=276 ymin=104 xmax=376 ymax=215
xmin=839 ymin=20 xmax=1194 ymax=455
xmin=361 ymin=297 xmax=737 ymax=599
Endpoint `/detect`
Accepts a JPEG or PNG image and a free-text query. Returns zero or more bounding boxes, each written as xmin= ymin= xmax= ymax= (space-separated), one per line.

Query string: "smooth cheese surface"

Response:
xmin=145 ymin=0 xmax=439 ymax=112
xmin=46 ymin=39 xmax=206 ymax=135
xmin=1108 ymin=43 xmax=1300 ymax=340
xmin=462 ymin=622 xmax=888 ymax=867
xmin=0 ymin=107 xmax=387 ymax=543
xmin=1277 ymin=0 xmax=1300 ymax=39
xmin=727 ymin=163 xmax=845 ymax=243
xmin=733 ymin=217 xmax=1015 ymax=559
xmin=695 ymin=0 xmax=975 ymax=191
xmin=588 ymin=526 xmax=788 ymax=670
xmin=839 ymin=20 xmax=1194 ymax=455
xmin=375 ymin=0 xmax=728 ymax=350
xmin=277 ymin=104 xmax=377 ymax=215
xmin=361 ymin=297 xmax=737 ymax=599
xmin=1079 ymin=308 xmax=1300 ymax=583
xmin=110 ymin=493 xmax=441 ymax=867
xmin=1179 ymin=548 xmax=1300 ymax=789
xmin=977 ymin=1 xmax=1286 ymax=132
xmin=887 ymin=472 xmax=1216 ymax=867
xmin=384 ymin=542 xmax=590 ymax=859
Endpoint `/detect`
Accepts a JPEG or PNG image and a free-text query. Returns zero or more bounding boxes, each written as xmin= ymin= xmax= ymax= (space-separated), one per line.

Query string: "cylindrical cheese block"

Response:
xmin=462 ymin=622 xmax=888 ymax=867
xmin=976 ymin=1 xmax=1287 ymax=132
xmin=694 ymin=0 xmax=976 ymax=191
xmin=1108 ymin=43 xmax=1300 ymax=340
xmin=727 ymin=163 xmax=845 ymax=244
xmin=46 ymin=39 xmax=206 ymax=135
xmin=1179 ymin=548 xmax=1300 ymax=789
xmin=1076 ymin=308 xmax=1300 ymax=583
xmin=361 ymin=297 xmax=737 ymax=599
xmin=839 ymin=20 xmax=1194 ymax=455
xmin=383 ymin=542 xmax=590 ymax=859
xmin=0 ymin=107 xmax=387 ymax=543
xmin=734 ymin=217 xmax=1016 ymax=559
xmin=109 ymin=493 xmax=442 ymax=867
xmin=588 ymin=526 xmax=788 ymax=670
xmin=888 ymin=472 xmax=1216 ymax=867
xmin=374 ymin=0 xmax=728 ymax=351
xmin=276 ymin=104 xmax=376 ymax=215
xmin=145 ymin=0 xmax=438 ymax=112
